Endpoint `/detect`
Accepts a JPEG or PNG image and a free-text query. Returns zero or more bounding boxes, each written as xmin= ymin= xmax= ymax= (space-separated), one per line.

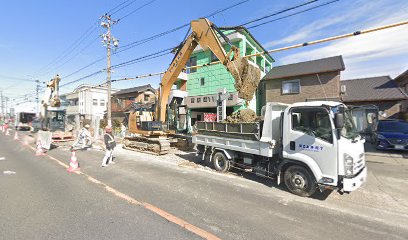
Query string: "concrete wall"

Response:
xmin=262 ymin=71 xmax=340 ymax=105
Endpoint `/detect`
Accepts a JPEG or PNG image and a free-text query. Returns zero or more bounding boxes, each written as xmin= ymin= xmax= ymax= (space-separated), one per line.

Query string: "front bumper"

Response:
xmin=377 ymin=140 xmax=408 ymax=151
xmin=343 ymin=167 xmax=367 ymax=192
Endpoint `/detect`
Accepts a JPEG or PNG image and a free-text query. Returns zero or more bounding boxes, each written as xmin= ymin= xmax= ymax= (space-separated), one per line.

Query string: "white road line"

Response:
xmin=3 ymin=171 xmax=16 ymax=175
xmin=0 ymin=157 xmax=5 ymax=161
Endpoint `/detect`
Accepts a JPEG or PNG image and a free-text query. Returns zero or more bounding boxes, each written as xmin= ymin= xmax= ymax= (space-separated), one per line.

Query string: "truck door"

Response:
xmin=282 ymin=107 xmax=338 ymax=184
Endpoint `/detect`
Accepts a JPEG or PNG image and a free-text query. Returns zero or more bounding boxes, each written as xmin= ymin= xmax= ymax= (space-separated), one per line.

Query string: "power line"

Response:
xmin=118 ymin=0 xmax=249 ymax=51
xmin=247 ymin=0 xmax=339 ymax=29
xmin=106 ymin=0 xmax=132 ymax=14
xmin=240 ymin=0 xmax=320 ymax=26
xmin=117 ymin=0 xmax=157 ymax=21
xmin=60 ymin=0 xmax=249 ymax=80
xmin=110 ymin=20 xmax=408 ymax=82
xmin=109 ymin=0 xmax=140 ymax=16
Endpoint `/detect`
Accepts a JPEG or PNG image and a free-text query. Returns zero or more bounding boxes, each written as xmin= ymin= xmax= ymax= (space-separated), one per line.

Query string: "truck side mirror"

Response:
xmin=335 ymin=113 xmax=344 ymax=129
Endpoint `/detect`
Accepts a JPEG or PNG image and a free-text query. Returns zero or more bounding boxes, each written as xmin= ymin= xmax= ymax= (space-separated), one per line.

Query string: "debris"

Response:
xmin=225 ymin=109 xmax=257 ymax=123
xmin=227 ymin=56 xmax=261 ymax=102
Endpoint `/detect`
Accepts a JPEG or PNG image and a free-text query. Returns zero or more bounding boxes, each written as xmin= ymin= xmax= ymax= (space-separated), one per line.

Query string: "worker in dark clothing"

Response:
xmin=101 ymin=126 xmax=116 ymax=167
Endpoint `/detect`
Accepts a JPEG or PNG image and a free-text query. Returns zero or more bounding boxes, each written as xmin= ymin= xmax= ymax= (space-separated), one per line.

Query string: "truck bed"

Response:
xmin=195 ymin=121 xmax=261 ymax=141
xmin=193 ymin=121 xmax=276 ymax=157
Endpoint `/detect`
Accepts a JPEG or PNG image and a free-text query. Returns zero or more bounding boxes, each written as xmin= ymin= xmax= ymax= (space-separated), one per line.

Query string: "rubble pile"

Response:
xmin=226 ymin=109 xmax=257 ymax=123
xmin=227 ymin=57 xmax=261 ymax=102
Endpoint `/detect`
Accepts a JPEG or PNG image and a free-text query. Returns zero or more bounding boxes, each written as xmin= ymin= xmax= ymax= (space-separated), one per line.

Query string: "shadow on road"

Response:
xmin=364 ymin=142 xmax=408 ymax=158
xmin=175 ymin=152 xmax=332 ymax=200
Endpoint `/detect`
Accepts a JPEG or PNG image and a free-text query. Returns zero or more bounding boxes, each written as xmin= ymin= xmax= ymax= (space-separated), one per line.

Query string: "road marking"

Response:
xmin=0 ymin=157 xmax=5 ymax=161
xmin=3 ymin=171 xmax=16 ymax=175
xmin=21 ymin=140 xmax=221 ymax=240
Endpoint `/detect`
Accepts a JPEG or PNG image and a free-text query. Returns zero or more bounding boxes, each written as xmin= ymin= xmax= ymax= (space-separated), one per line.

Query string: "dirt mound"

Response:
xmin=227 ymin=58 xmax=261 ymax=102
xmin=226 ymin=109 xmax=257 ymax=123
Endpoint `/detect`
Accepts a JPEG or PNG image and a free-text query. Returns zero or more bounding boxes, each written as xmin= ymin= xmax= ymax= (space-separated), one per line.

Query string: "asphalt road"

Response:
xmin=0 ymin=133 xmax=199 ymax=240
xmin=1 ymin=131 xmax=408 ymax=240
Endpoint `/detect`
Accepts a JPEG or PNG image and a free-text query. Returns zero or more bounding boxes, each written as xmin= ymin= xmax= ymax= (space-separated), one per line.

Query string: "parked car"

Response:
xmin=376 ymin=120 xmax=408 ymax=150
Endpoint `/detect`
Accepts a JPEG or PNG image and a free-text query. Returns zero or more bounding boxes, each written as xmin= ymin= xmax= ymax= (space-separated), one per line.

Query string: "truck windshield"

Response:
xmin=332 ymin=106 xmax=359 ymax=140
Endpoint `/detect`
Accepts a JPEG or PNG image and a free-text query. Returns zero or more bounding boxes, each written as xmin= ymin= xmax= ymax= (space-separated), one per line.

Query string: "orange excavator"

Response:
xmin=123 ymin=18 xmax=261 ymax=155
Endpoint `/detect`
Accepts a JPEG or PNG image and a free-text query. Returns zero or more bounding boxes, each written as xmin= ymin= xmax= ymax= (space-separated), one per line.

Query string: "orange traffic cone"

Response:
xmin=35 ymin=141 xmax=45 ymax=156
xmin=14 ymin=131 xmax=18 ymax=140
xmin=67 ymin=151 xmax=80 ymax=172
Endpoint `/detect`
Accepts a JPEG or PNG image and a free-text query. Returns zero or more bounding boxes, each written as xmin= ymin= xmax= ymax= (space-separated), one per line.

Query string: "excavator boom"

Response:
xmin=158 ymin=18 xmax=261 ymax=122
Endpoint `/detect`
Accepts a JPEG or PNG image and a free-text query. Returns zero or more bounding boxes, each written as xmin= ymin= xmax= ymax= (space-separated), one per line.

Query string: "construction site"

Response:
xmin=1 ymin=1 xmax=408 ymax=239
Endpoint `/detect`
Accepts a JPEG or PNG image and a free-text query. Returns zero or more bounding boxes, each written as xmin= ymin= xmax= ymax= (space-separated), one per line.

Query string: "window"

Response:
xmin=197 ymin=97 xmax=201 ymax=103
xmin=93 ymin=99 xmax=98 ymax=106
xmin=100 ymin=99 xmax=105 ymax=106
xmin=191 ymin=98 xmax=195 ymax=103
xmin=291 ymin=108 xmax=333 ymax=143
xmin=203 ymin=97 xmax=207 ymax=102
xmin=210 ymin=52 xmax=219 ymax=62
xmin=282 ymin=80 xmax=300 ymax=94
xmin=186 ymin=56 xmax=197 ymax=73
xmin=200 ymin=78 xmax=205 ymax=86
xmin=144 ymin=95 xmax=149 ymax=101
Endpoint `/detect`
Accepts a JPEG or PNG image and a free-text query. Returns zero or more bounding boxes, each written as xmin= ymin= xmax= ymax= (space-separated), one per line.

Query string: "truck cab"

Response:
xmin=280 ymin=101 xmax=366 ymax=194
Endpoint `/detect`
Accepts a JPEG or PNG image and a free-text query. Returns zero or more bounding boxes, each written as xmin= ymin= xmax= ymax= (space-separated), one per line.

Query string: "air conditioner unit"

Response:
xmin=340 ymin=85 xmax=346 ymax=94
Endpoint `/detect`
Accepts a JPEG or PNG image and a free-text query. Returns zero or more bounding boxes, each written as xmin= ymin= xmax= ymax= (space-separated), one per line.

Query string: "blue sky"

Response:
xmin=0 ymin=0 xmax=407 ymax=112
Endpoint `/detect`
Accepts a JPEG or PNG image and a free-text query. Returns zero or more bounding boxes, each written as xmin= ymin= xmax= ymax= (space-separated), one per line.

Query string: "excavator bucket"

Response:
xmin=225 ymin=47 xmax=261 ymax=102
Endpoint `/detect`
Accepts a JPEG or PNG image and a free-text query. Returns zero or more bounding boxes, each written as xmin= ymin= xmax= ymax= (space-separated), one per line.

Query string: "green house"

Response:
xmin=182 ymin=26 xmax=274 ymax=124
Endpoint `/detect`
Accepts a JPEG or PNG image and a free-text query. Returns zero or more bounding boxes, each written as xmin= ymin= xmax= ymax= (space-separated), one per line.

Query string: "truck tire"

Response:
xmin=284 ymin=165 xmax=317 ymax=197
xmin=213 ymin=151 xmax=230 ymax=173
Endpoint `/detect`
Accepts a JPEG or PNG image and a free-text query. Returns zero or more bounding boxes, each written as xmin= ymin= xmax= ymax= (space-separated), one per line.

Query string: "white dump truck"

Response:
xmin=193 ymin=101 xmax=367 ymax=197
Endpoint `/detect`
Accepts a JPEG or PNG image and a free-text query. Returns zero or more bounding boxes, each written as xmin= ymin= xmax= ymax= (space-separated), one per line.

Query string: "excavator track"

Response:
xmin=123 ymin=136 xmax=171 ymax=155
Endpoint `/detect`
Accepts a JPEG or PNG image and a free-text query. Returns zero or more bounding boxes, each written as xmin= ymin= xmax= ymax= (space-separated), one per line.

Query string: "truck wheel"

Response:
xmin=284 ymin=165 xmax=317 ymax=197
xmin=213 ymin=151 xmax=230 ymax=173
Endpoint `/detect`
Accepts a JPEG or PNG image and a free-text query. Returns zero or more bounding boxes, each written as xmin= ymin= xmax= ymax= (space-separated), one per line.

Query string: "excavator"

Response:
xmin=123 ymin=18 xmax=261 ymax=155
xmin=37 ymin=74 xmax=73 ymax=149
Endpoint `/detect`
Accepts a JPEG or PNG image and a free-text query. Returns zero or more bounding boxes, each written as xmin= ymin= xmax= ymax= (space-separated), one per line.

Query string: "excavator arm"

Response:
xmin=40 ymin=74 xmax=61 ymax=128
xmin=157 ymin=18 xmax=260 ymax=122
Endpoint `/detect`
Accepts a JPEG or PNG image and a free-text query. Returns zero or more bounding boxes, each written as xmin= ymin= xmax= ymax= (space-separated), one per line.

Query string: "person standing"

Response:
xmin=121 ymin=123 xmax=126 ymax=138
xmin=101 ymin=126 xmax=116 ymax=167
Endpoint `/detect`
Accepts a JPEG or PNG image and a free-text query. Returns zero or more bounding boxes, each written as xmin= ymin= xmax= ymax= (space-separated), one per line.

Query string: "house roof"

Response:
xmin=394 ymin=69 xmax=408 ymax=83
xmin=112 ymin=84 xmax=156 ymax=96
xmin=341 ymin=76 xmax=408 ymax=102
xmin=263 ymin=55 xmax=345 ymax=80
xmin=218 ymin=26 xmax=274 ymax=62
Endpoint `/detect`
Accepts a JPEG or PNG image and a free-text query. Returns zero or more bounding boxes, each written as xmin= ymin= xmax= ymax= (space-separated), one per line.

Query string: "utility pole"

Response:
xmin=0 ymin=90 xmax=4 ymax=118
xmin=101 ymin=14 xmax=119 ymax=127
xmin=35 ymin=79 xmax=40 ymax=116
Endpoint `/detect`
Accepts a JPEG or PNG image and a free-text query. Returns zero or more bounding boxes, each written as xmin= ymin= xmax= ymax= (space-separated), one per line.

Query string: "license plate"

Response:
xmin=395 ymin=145 xmax=404 ymax=150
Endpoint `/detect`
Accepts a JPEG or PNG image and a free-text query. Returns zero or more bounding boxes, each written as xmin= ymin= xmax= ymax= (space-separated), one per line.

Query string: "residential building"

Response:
xmin=394 ymin=69 xmax=408 ymax=119
xmin=341 ymin=76 xmax=408 ymax=119
xmin=182 ymin=26 xmax=274 ymax=124
xmin=65 ymin=84 xmax=116 ymax=131
xmin=257 ymin=56 xmax=345 ymax=115
xmin=111 ymin=84 xmax=156 ymax=123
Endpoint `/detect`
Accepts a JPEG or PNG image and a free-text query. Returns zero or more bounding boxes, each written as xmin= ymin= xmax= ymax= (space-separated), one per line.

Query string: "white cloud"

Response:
xmin=275 ymin=1 xmax=408 ymax=79
xmin=263 ymin=0 xmax=385 ymax=48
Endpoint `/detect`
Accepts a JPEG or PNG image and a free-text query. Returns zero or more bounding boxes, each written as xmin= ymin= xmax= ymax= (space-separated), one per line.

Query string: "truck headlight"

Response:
xmin=344 ymin=153 xmax=354 ymax=176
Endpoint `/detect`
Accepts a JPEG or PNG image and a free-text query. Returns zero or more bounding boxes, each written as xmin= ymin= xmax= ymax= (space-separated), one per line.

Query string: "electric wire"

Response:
xmin=61 ymin=0 xmax=249 ymax=80
xmin=247 ymin=0 xmax=339 ymax=29
xmin=240 ymin=0 xmax=320 ymax=26
xmin=117 ymin=0 xmax=157 ymax=21
xmin=110 ymin=20 xmax=408 ymax=82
